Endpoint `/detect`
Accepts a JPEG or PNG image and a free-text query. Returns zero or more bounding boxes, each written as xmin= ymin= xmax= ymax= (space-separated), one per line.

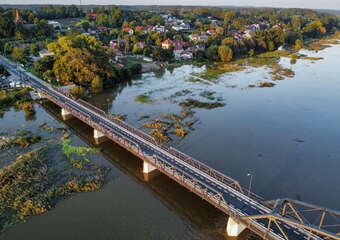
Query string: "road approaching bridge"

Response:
xmin=1 ymin=55 xmax=339 ymax=240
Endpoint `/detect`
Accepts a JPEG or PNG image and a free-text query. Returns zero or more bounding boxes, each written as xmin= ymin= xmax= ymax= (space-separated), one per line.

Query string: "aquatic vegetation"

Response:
xmin=173 ymin=128 xmax=187 ymax=137
xmin=111 ymin=114 xmax=127 ymax=121
xmin=186 ymin=77 xmax=208 ymax=84
xmin=180 ymin=109 xmax=195 ymax=118
xmin=306 ymin=42 xmax=331 ymax=51
xmin=161 ymin=113 xmax=183 ymax=123
xmin=135 ymin=94 xmax=153 ymax=103
xmin=0 ymin=131 xmax=41 ymax=149
xmin=171 ymin=89 xmax=192 ymax=97
xmin=149 ymin=130 xmax=171 ymax=142
xmin=61 ymin=139 xmax=98 ymax=169
xmin=179 ymin=98 xmax=225 ymax=109
xmin=200 ymin=91 xmax=217 ymax=101
xmin=300 ymin=56 xmax=324 ymax=61
xmin=270 ymin=68 xmax=295 ymax=80
xmin=143 ymin=121 xmax=168 ymax=131
xmin=259 ymin=82 xmax=276 ymax=88
xmin=0 ymin=148 xmax=105 ymax=233
xmin=137 ymin=114 xmax=150 ymax=121
xmin=16 ymin=101 xmax=36 ymax=116
xmin=0 ymin=88 xmax=32 ymax=108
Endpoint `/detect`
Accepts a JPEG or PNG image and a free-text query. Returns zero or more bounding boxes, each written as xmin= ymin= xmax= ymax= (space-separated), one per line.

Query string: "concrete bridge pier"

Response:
xmin=226 ymin=217 xmax=246 ymax=237
xmin=142 ymin=161 xmax=157 ymax=181
xmin=61 ymin=108 xmax=73 ymax=120
xmin=93 ymin=129 xmax=107 ymax=144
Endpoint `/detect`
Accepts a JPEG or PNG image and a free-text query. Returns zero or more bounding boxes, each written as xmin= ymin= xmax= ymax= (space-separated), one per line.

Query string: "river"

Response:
xmin=1 ymin=44 xmax=340 ymax=240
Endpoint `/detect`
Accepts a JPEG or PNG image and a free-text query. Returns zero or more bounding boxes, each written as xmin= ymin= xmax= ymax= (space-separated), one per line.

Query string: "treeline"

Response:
xmin=0 ymin=5 xmax=83 ymax=39
xmin=36 ymin=5 xmax=83 ymax=19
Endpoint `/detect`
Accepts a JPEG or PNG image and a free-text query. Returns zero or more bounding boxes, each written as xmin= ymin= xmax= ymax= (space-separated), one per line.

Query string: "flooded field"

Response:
xmin=1 ymin=44 xmax=340 ymax=240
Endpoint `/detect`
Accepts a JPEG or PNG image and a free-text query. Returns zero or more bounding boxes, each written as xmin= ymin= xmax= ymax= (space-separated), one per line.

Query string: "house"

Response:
xmin=180 ymin=51 xmax=193 ymax=60
xmin=97 ymin=26 xmax=108 ymax=32
xmin=172 ymin=23 xmax=190 ymax=31
xmin=189 ymin=34 xmax=199 ymax=42
xmin=206 ymin=29 xmax=216 ymax=35
xmin=123 ymin=27 xmax=134 ymax=35
xmin=47 ymin=20 xmax=61 ymax=29
xmin=88 ymin=27 xmax=98 ymax=35
xmin=135 ymin=26 xmax=146 ymax=34
xmin=173 ymin=41 xmax=187 ymax=51
xmin=153 ymin=25 xmax=165 ymax=33
xmin=110 ymin=40 xmax=119 ymax=49
xmin=246 ymin=24 xmax=260 ymax=32
xmin=136 ymin=42 xmax=145 ymax=49
xmin=39 ymin=49 xmax=54 ymax=58
xmin=189 ymin=33 xmax=208 ymax=43
xmin=162 ymin=39 xmax=173 ymax=49
xmin=88 ymin=13 xmax=97 ymax=20
xmin=175 ymin=49 xmax=193 ymax=60
xmin=196 ymin=43 xmax=205 ymax=51
xmin=146 ymin=25 xmax=154 ymax=32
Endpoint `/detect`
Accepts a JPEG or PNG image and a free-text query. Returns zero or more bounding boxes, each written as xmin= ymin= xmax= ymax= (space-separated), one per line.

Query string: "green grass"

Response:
xmin=135 ymin=94 xmax=153 ymax=104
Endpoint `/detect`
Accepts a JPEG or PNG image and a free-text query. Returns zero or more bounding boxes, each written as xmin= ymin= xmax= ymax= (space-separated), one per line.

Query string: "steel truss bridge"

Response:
xmin=1 ymin=55 xmax=339 ymax=240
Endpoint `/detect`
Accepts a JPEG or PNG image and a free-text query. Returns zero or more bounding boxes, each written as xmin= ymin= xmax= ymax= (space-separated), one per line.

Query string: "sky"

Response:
xmin=0 ymin=0 xmax=339 ymax=10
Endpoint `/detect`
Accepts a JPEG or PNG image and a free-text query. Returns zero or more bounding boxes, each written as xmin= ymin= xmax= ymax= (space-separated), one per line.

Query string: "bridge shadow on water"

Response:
xmin=40 ymin=100 xmax=258 ymax=240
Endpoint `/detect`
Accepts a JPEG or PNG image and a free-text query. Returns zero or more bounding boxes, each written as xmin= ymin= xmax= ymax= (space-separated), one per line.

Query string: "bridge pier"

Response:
xmin=93 ymin=129 xmax=107 ymax=144
xmin=143 ymin=161 xmax=156 ymax=174
xmin=142 ymin=161 xmax=157 ymax=181
xmin=61 ymin=108 xmax=73 ymax=120
xmin=226 ymin=217 xmax=246 ymax=237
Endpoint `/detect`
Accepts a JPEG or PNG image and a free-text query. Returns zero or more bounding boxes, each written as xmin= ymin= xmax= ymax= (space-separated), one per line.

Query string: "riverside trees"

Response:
xmin=45 ymin=34 xmax=117 ymax=92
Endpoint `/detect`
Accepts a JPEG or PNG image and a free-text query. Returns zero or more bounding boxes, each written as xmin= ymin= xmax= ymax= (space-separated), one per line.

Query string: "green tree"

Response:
xmin=206 ymin=45 xmax=219 ymax=61
xmin=69 ymin=85 xmax=86 ymax=99
xmin=11 ymin=47 xmax=26 ymax=63
xmin=30 ymin=43 xmax=39 ymax=56
xmin=4 ymin=42 xmax=13 ymax=55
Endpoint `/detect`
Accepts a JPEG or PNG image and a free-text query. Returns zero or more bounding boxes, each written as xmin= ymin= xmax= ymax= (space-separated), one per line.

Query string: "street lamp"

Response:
xmin=247 ymin=173 xmax=253 ymax=197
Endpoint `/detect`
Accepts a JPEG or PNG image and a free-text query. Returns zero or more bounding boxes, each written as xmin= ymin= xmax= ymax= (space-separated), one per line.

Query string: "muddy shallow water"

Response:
xmin=1 ymin=44 xmax=340 ymax=240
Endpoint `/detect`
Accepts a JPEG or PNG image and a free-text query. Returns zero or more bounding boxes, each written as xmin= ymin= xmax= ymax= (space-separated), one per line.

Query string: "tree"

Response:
xmin=3 ymin=42 xmax=13 ymax=55
xmin=91 ymin=76 xmax=103 ymax=94
xmin=53 ymin=48 xmax=99 ymax=85
xmin=267 ymin=41 xmax=275 ymax=51
xmin=30 ymin=43 xmax=39 ymax=56
xmin=11 ymin=47 xmax=26 ymax=63
xmin=303 ymin=21 xmax=326 ymax=38
xmin=69 ymin=85 xmax=86 ymax=99
xmin=49 ymin=34 xmax=115 ymax=86
xmin=218 ymin=45 xmax=233 ymax=62
xmin=206 ymin=45 xmax=219 ymax=62
xmin=33 ymin=56 xmax=55 ymax=79
xmin=294 ymin=39 xmax=303 ymax=51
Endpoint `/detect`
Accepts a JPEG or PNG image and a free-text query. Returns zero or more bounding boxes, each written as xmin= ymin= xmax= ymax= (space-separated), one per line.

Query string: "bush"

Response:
xmin=69 ymin=86 xmax=86 ymax=99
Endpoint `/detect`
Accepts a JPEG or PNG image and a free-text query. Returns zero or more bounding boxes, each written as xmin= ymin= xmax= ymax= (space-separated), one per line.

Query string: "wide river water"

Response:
xmin=1 ymin=44 xmax=340 ymax=240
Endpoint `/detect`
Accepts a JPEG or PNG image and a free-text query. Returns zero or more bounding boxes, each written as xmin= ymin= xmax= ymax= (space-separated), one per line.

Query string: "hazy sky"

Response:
xmin=0 ymin=0 xmax=339 ymax=10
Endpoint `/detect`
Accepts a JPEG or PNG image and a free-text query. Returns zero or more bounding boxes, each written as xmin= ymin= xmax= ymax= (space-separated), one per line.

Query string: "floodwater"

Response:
xmin=1 ymin=44 xmax=340 ymax=240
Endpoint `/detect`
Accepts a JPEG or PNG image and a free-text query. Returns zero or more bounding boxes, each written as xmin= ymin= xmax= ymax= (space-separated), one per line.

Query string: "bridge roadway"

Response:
xmin=0 ymin=56 xmax=321 ymax=240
